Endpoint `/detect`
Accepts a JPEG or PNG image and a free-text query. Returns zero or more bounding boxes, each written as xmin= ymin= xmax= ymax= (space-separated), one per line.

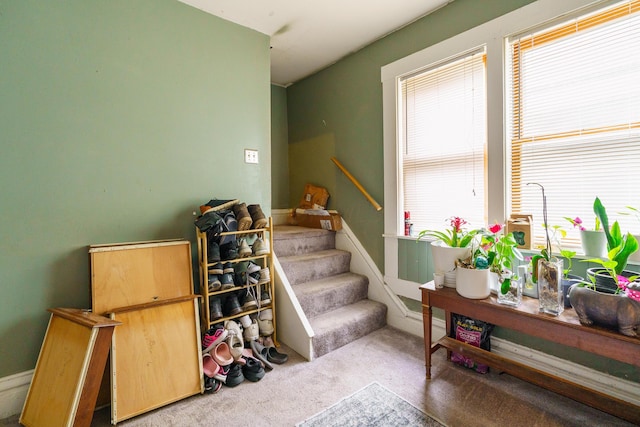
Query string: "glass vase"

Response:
xmin=537 ymin=258 xmax=564 ymax=315
xmin=497 ymin=270 xmax=522 ymax=307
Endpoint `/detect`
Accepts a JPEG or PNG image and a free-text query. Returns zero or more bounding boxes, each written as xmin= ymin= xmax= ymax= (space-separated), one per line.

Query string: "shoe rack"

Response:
xmin=196 ymin=217 xmax=276 ymax=341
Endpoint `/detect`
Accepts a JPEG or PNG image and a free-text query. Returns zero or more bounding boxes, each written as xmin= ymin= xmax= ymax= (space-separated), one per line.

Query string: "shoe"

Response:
xmin=202 ymin=353 xmax=220 ymax=378
xmin=224 ymin=320 xmax=244 ymax=361
xmin=238 ymin=239 xmax=252 ymax=258
xmin=207 ymin=275 xmax=221 ymax=292
xmin=253 ymin=340 xmax=288 ymax=365
xmin=224 ymin=363 xmax=245 ymax=387
xmin=241 ymin=290 xmax=258 ymax=311
xmin=195 ymin=210 xmax=224 ymax=233
xmin=208 ymin=262 xmax=223 ymax=275
xmin=204 ymin=376 xmax=222 ymax=394
xmin=218 ymin=210 xmax=238 ymax=246
xmin=220 ymin=240 xmax=238 ymax=260
xmin=242 ymin=357 xmax=265 ymax=382
xmin=211 ymin=341 xmax=234 ymax=367
xmin=246 ymin=261 xmax=261 ymax=274
xmin=233 ymin=203 xmax=253 ymax=231
xmin=248 ymin=204 xmax=268 ymax=229
xmin=210 ymin=296 xmax=223 ymax=321
xmin=257 ymin=317 xmax=274 ymax=336
xmin=202 ymin=325 xmax=228 ymax=353
xmin=238 ymin=314 xmax=252 ymax=328
xmin=252 ymin=238 xmax=270 ymax=256
xmin=260 ymin=289 xmax=272 ymax=305
xmin=259 ymin=308 xmax=272 ymax=320
xmin=207 ymin=239 xmax=221 ymax=263
xmin=220 ymin=273 xmax=235 ymax=291
xmin=223 ymin=262 xmax=234 ymax=274
xmin=213 ymin=364 xmax=230 ymax=383
xmin=243 ymin=318 xmax=260 ymax=342
xmin=250 ymin=339 xmax=273 ymax=371
xmin=223 ymin=293 xmax=242 ymax=316
xmin=258 ymin=268 xmax=270 ymax=285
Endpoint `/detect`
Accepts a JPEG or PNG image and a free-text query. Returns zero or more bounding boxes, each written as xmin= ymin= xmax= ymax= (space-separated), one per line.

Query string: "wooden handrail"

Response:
xmin=331 ymin=157 xmax=382 ymax=211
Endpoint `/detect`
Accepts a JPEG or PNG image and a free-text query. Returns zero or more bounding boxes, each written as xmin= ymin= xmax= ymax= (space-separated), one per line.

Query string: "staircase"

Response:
xmin=273 ymin=225 xmax=387 ymax=358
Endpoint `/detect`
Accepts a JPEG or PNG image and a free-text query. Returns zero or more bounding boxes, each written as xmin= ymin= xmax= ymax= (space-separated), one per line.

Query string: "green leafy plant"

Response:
xmin=417 ymin=216 xmax=479 ymax=248
xmin=592 ymin=197 xmax=639 ymax=275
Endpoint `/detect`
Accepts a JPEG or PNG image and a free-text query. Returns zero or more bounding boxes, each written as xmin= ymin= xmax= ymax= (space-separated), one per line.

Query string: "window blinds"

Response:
xmin=508 ymin=0 xmax=640 ymax=246
xmin=400 ymin=48 xmax=487 ymax=234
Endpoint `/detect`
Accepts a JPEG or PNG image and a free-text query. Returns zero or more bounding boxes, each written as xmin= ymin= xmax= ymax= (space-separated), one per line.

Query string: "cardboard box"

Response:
xmin=289 ymin=208 xmax=342 ymax=231
xmin=299 ymin=184 xmax=330 ymax=210
xmin=506 ymin=214 xmax=534 ymax=249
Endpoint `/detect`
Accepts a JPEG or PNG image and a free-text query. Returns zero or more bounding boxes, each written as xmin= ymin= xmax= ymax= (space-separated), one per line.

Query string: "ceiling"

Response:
xmin=178 ymin=0 xmax=452 ymax=87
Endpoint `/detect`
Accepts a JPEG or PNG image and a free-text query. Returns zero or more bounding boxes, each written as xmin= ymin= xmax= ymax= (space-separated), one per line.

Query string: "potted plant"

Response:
xmin=584 ymin=197 xmax=639 ymax=293
xmin=618 ymin=205 xmax=640 ymax=263
xmin=417 ymin=217 xmax=479 ymax=288
xmin=454 ymin=224 xmax=523 ymax=302
xmin=565 ymin=216 xmax=606 ymax=258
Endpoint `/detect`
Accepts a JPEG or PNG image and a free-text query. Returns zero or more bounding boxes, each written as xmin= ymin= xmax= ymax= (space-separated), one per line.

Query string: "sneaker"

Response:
xmin=208 ymin=275 xmax=221 ymax=292
xmin=224 ymin=320 xmax=244 ymax=361
xmin=233 ymin=203 xmax=253 ymax=231
xmin=223 ymin=262 xmax=234 ymax=274
xmin=248 ymin=204 xmax=268 ymax=229
xmin=252 ymin=238 xmax=270 ymax=256
xmin=242 ymin=357 xmax=265 ymax=382
xmin=243 ymin=318 xmax=260 ymax=342
xmin=241 ymin=290 xmax=258 ymax=310
xmin=238 ymin=239 xmax=252 ymax=258
xmin=204 ymin=376 xmax=222 ymax=394
xmin=223 ymin=293 xmax=242 ymax=316
xmin=208 ymin=262 xmax=223 ymax=275
xmin=220 ymin=240 xmax=238 ymax=260
xmin=202 ymin=325 xmax=228 ymax=354
xmin=257 ymin=318 xmax=274 ymax=336
xmin=258 ymin=268 xmax=270 ymax=285
xmin=218 ymin=211 xmax=238 ymax=246
xmin=246 ymin=261 xmax=261 ymax=274
xmin=210 ymin=296 xmax=223 ymax=321
xmin=207 ymin=239 xmax=221 ymax=263
xmin=224 ymin=363 xmax=245 ymax=387
xmin=195 ymin=210 xmax=224 ymax=234
xmin=260 ymin=289 xmax=272 ymax=305
xmin=259 ymin=308 xmax=272 ymax=320
xmin=220 ymin=273 xmax=235 ymax=290
xmin=238 ymin=314 xmax=252 ymax=328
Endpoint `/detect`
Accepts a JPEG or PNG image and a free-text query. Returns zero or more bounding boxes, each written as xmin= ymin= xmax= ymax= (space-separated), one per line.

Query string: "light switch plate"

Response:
xmin=244 ymin=149 xmax=259 ymax=164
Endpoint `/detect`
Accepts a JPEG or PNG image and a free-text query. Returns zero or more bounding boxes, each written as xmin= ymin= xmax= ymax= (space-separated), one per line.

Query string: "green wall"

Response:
xmin=0 ymin=0 xmax=270 ymax=377
xmin=271 ymin=85 xmax=290 ymax=209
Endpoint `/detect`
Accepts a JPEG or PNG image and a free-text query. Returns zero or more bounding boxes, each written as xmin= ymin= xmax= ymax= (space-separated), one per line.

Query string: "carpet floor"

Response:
xmin=2 ymin=325 xmax=635 ymax=426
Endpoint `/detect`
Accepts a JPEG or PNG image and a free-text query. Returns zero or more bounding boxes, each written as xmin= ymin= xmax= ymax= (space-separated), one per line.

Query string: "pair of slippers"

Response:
xmin=253 ymin=341 xmax=288 ymax=365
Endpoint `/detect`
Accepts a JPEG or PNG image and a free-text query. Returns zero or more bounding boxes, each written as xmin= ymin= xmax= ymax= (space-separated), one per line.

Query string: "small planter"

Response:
xmin=537 ymin=258 xmax=564 ymax=315
xmin=580 ymin=230 xmax=606 ymax=258
xmin=586 ymin=268 xmax=639 ymax=294
xmin=561 ymin=274 xmax=584 ymax=308
xmin=430 ymin=241 xmax=471 ymax=288
xmin=496 ymin=271 xmax=522 ymax=307
xmin=456 ymin=267 xmax=490 ymax=299
xmin=569 ymin=285 xmax=640 ymax=337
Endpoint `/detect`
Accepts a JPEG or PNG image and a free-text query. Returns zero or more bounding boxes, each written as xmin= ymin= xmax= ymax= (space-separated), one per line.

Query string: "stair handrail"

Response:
xmin=330 ymin=157 xmax=382 ymax=211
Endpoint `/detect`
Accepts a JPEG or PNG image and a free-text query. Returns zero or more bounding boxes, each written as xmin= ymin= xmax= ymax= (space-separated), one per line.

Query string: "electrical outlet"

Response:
xmin=244 ymin=149 xmax=259 ymax=164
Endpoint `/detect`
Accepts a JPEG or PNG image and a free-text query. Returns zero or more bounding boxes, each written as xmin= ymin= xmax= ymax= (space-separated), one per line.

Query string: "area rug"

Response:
xmin=296 ymin=382 xmax=445 ymax=427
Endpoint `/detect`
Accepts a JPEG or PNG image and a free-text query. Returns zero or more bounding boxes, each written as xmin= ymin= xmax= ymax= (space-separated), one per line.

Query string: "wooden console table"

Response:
xmin=420 ymin=283 xmax=640 ymax=424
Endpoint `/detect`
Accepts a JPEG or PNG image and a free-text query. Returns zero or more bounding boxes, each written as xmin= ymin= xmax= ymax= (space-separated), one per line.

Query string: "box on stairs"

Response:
xmin=288 ymin=208 xmax=342 ymax=231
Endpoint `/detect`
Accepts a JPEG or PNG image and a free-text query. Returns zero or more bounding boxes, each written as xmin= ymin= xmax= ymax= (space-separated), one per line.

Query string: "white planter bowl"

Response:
xmin=456 ymin=267 xmax=490 ymax=299
xmin=430 ymin=241 xmax=471 ymax=288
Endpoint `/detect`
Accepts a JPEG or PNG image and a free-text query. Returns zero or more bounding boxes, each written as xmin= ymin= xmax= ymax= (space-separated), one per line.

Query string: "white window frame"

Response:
xmin=381 ymin=0 xmax=599 ymax=299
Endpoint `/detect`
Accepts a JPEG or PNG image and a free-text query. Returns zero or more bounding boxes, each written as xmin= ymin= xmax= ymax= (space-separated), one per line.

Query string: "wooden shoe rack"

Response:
xmin=196 ymin=216 xmax=276 ymax=342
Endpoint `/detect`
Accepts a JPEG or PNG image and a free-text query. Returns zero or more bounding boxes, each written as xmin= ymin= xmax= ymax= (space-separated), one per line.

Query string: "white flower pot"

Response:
xmin=456 ymin=267 xmax=490 ymax=299
xmin=430 ymin=241 xmax=471 ymax=288
xmin=580 ymin=230 xmax=606 ymax=258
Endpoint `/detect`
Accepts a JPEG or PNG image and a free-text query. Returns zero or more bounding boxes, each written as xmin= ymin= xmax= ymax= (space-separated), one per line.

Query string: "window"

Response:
xmin=400 ymin=48 xmax=487 ymax=234
xmin=508 ymin=0 xmax=640 ymax=246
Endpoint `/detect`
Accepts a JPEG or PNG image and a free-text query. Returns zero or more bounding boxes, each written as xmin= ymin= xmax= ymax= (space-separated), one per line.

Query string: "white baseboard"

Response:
xmin=0 ymin=370 xmax=32 ymax=419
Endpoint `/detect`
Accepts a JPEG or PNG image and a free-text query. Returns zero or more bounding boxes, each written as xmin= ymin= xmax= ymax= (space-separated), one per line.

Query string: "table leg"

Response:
xmin=423 ymin=302 xmax=432 ymax=379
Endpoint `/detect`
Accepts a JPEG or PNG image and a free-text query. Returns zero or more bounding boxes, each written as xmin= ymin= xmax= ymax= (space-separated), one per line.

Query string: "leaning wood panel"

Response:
xmin=20 ymin=309 xmax=119 ymax=427
xmin=90 ymin=240 xmax=193 ymax=314
xmin=110 ymin=298 xmax=203 ymax=424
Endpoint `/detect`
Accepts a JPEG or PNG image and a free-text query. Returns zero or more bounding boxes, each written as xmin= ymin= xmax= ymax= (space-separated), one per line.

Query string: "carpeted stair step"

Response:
xmin=278 ymin=249 xmax=351 ymax=286
xmin=310 ymin=300 xmax=387 ymax=358
xmin=273 ymin=225 xmax=336 ymax=257
xmin=293 ymin=272 xmax=369 ymax=318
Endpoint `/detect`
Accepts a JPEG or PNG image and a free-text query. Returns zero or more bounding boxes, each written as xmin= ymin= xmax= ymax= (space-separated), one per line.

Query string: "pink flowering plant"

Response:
xmin=417 ymin=216 xmax=479 ymax=248
xmin=565 ymin=216 xmax=601 ymax=231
